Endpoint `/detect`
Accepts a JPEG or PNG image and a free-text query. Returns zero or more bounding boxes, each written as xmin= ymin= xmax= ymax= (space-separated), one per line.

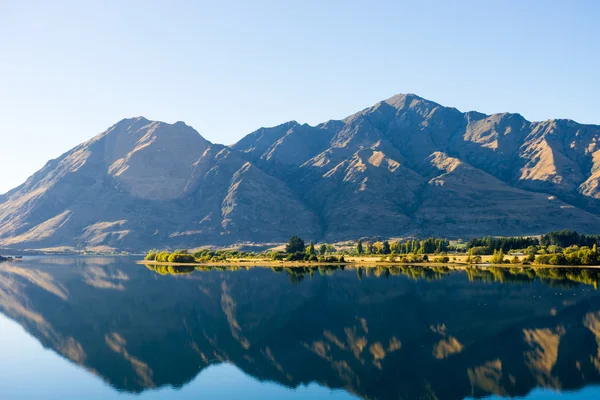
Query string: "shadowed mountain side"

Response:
xmin=220 ymin=161 xmax=321 ymax=239
xmin=233 ymin=120 xmax=342 ymax=169
xmin=2 ymin=258 xmax=600 ymax=399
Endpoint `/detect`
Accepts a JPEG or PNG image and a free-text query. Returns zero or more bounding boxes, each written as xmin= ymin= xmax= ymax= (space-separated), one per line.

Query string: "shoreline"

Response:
xmin=138 ymin=260 xmax=600 ymax=269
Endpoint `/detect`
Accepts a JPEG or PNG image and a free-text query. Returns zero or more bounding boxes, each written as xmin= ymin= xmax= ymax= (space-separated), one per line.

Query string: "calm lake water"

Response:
xmin=2 ymin=257 xmax=600 ymax=399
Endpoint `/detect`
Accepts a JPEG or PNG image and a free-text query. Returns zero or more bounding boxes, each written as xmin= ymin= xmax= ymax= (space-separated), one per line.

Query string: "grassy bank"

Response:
xmin=139 ymin=256 xmax=600 ymax=269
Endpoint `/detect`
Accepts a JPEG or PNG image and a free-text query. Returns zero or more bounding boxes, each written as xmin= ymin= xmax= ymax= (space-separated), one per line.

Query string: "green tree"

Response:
xmin=319 ymin=244 xmax=327 ymax=255
xmin=367 ymin=242 xmax=375 ymax=254
xmin=356 ymin=240 xmax=364 ymax=255
xmin=286 ymin=236 xmax=305 ymax=254
xmin=156 ymin=251 xmax=171 ymax=262
xmin=579 ymin=247 xmax=595 ymax=265
xmin=490 ymin=249 xmax=505 ymax=264
xmin=373 ymin=241 xmax=384 ymax=254
xmin=383 ymin=241 xmax=391 ymax=255
xmin=307 ymin=240 xmax=316 ymax=255
xmin=168 ymin=253 xmax=195 ymax=263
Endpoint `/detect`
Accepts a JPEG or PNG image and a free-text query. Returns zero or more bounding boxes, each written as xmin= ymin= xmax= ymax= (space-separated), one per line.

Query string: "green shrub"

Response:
xmin=168 ymin=253 xmax=195 ymax=263
xmin=471 ymin=246 xmax=490 ymax=255
xmin=155 ymin=252 xmax=171 ymax=262
xmin=548 ymin=254 xmax=566 ymax=265
xmin=535 ymin=254 xmax=550 ymax=265
xmin=286 ymin=252 xmax=305 ymax=261
xmin=269 ymin=251 xmax=285 ymax=261
xmin=286 ymin=236 xmax=305 ymax=254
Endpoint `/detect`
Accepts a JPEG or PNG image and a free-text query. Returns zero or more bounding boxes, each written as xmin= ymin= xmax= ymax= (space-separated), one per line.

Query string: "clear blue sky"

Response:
xmin=1 ymin=0 xmax=599 ymax=194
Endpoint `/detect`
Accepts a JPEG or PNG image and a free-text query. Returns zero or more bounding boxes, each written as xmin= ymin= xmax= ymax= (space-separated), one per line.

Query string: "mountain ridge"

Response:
xmin=2 ymin=94 xmax=600 ymax=251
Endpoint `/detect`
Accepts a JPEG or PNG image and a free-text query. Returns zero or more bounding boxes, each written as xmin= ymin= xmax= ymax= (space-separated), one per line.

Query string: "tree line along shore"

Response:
xmin=143 ymin=230 xmax=600 ymax=267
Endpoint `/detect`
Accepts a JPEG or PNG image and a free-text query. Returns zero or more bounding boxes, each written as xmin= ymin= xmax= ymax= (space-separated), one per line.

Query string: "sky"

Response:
xmin=1 ymin=0 xmax=599 ymax=194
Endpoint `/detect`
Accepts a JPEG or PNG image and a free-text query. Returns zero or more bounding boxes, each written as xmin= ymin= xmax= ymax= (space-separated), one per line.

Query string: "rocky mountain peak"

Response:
xmin=2 ymin=95 xmax=600 ymax=251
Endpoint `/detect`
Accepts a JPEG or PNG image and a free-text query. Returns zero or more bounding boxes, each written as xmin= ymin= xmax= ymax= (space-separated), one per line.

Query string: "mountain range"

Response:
xmin=2 ymin=93 xmax=600 ymax=251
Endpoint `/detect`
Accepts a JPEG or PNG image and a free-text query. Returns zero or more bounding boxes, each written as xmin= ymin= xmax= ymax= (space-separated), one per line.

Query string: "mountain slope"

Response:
xmin=414 ymin=152 xmax=600 ymax=237
xmin=0 ymin=118 xmax=319 ymax=250
xmin=235 ymin=93 xmax=600 ymax=240
xmin=2 ymin=94 xmax=600 ymax=250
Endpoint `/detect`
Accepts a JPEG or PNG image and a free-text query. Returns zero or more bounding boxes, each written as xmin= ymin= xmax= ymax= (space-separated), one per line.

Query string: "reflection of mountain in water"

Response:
xmin=2 ymin=258 xmax=600 ymax=400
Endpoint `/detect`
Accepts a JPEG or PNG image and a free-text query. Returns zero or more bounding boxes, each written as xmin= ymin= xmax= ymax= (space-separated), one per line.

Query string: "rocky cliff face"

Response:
xmin=2 ymin=94 xmax=600 ymax=250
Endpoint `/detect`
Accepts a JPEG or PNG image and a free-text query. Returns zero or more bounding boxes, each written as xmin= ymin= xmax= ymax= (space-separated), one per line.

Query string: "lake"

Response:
xmin=1 ymin=257 xmax=600 ymax=399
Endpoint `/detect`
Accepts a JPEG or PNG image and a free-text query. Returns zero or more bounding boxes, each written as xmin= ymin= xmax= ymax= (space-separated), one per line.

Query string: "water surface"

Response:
xmin=2 ymin=257 xmax=600 ymax=399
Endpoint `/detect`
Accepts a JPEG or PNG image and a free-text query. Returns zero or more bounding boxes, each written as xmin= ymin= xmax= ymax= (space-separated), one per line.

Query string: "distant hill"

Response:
xmin=2 ymin=94 xmax=600 ymax=251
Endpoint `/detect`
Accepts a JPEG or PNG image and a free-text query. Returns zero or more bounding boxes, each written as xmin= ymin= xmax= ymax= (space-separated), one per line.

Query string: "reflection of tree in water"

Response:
xmin=4 ymin=258 xmax=600 ymax=400
xmin=144 ymin=263 xmax=600 ymax=289
xmin=144 ymin=264 xmax=195 ymax=275
xmin=466 ymin=266 xmax=600 ymax=289
xmin=135 ymin=262 xmax=600 ymax=399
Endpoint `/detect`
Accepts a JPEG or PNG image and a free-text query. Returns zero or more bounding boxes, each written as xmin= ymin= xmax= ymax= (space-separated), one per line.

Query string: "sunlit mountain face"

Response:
xmin=4 ymin=94 xmax=600 ymax=252
xmin=2 ymin=257 xmax=600 ymax=400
